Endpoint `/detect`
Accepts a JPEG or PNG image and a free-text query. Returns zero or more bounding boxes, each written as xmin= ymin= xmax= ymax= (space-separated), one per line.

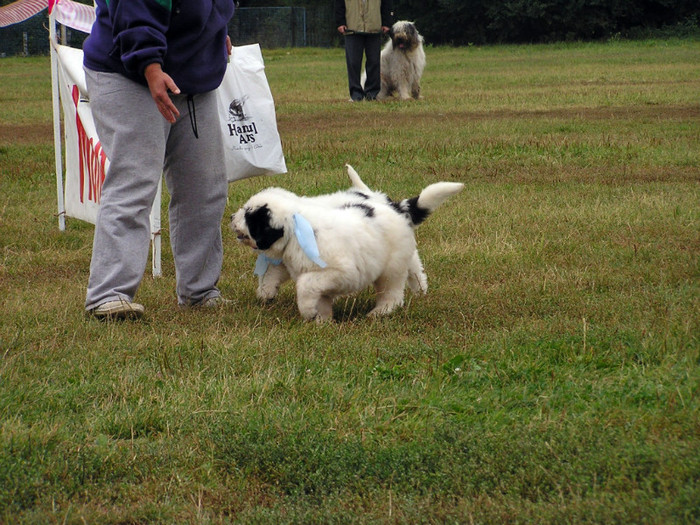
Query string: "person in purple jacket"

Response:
xmin=83 ymin=0 xmax=235 ymax=319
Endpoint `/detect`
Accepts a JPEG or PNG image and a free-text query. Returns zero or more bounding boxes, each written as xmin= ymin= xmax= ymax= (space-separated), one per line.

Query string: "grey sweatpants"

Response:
xmin=84 ymin=68 xmax=228 ymax=310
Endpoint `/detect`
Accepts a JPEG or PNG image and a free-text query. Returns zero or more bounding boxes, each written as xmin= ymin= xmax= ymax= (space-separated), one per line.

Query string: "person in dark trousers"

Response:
xmin=335 ymin=0 xmax=393 ymax=101
xmin=82 ymin=0 xmax=235 ymax=319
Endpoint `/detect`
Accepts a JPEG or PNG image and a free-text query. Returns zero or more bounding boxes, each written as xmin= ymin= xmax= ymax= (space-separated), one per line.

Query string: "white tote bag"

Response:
xmin=217 ymin=44 xmax=287 ymax=181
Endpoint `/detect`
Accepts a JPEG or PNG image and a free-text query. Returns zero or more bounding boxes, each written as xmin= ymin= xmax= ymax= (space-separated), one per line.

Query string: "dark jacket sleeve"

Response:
xmin=109 ymin=0 xmax=171 ymax=76
xmin=381 ymin=0 xmax=393 ymax=27
xmin=335 ymin=0 xmax=346 ymax=27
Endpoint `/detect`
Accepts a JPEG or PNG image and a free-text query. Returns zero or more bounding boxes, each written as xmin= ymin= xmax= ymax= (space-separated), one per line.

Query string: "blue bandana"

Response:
xmin=253 ymin=213 xmax=327 ymax=276
xmin=293 ymin=213 xmax=328 ymax=269
xmin=254 ymin=254 xmax=282 ymax=277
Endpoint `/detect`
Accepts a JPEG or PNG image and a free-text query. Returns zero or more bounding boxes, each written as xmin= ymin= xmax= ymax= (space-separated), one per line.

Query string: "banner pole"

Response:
xmin=150 ymin=180 xmax=162 ymax=278
xmin=50 ymin=9 xmax=66 ymax=231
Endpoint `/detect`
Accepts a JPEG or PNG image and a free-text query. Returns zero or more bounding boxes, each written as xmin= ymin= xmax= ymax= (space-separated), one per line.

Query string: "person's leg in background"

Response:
xmin=344 ymin=33 xmax=366 ymax=101
xmin=363 ymin=33 xmax=382 ymax=100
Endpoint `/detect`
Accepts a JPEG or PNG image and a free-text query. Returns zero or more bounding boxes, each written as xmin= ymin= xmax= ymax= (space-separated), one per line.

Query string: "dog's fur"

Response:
xmin=230 ymin=165 xmax=462 ymax=322
xmin=378 ymin=21 xmax=426 ymax=100
xmin=251 ymin=165 xmax=429 ymax=304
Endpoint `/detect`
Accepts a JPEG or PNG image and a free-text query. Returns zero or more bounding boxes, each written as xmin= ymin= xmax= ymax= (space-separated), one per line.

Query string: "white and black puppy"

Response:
xmin=378 ymin=20 xmax=426 ymax=100
xmin=230 ymin=166 xmax=463 ymax=322
xmin=248 ymin=165 xmax=429 ymax=304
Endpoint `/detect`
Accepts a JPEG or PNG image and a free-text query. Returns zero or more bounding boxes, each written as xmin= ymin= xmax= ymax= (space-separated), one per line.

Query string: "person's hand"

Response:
xmin=337 ymin=25 xmax=347 ymax=34
xmin=144 ymin=62 xmax=180 ymax=123
xmin=382 ymin=26 xmax=390 ymax=33
xmin=226 ymin=35 xmax=232 ymax=56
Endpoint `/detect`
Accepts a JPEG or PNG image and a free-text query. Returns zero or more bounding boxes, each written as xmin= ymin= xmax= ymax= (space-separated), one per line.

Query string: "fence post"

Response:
xmin=289 ymin=6 xmax=294 ymax=47
xmin=302 ymin=8 xmax=307 ymax=47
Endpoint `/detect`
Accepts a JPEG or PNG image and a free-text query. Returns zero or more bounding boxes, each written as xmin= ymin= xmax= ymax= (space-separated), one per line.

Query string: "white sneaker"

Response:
xmin=90 ymin=299 xmax=144 ymax=320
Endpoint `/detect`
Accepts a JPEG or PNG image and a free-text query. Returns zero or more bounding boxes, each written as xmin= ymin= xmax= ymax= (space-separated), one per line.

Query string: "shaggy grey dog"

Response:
xmin=378 ymin=21 xmax=426 ymax=100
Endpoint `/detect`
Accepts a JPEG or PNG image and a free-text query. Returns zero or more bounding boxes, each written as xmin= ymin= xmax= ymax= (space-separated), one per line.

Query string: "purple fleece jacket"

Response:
xmin=83 ymin=0 xmax=235 ymax=94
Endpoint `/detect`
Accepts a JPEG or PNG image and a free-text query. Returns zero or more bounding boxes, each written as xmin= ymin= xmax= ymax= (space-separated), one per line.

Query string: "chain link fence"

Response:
xmin=230 ymin=6 xmax=338 ymax=48
xmin=0 ymin=13 xmax=53 ymax=56
xmin=0 ymin=6 xmax=338 ymax=57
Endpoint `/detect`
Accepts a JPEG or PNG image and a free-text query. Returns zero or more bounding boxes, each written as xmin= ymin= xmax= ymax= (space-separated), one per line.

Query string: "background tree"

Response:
xmin=235 ymin=0 xmax=699 ymax=44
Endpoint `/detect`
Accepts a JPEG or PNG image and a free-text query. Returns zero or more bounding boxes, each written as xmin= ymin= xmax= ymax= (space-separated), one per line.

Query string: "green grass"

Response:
xmin=0 ymin=39 xmax=699 ymax=523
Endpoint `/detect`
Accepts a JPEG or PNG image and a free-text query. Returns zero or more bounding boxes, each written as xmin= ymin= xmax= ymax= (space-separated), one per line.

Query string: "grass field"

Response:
xmin=1 ymin=39 xmax=699 ymax=523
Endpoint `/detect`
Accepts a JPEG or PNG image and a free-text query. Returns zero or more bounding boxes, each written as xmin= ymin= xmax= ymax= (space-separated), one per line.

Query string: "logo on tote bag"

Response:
xmin=217 ymin=44 xmax=287 ymax=181
xmin=226 ymin=96 xmax=259 ymax=145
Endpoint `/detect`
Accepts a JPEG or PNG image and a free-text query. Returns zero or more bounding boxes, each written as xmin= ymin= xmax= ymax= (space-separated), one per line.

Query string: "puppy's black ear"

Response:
xmin=245 ymin=205 xmax=284 ymax=250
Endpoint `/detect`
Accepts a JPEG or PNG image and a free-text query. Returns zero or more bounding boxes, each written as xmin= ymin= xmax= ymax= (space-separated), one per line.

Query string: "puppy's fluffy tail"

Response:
xmin=345 ymin=164 xmax=372 ymax=192
xmin=397 ymin=182 xmax=464 ymax=226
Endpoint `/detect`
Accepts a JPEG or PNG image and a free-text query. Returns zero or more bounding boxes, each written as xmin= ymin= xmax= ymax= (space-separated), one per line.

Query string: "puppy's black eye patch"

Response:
xmin=245 ymin=205 xmax=284 ymax=250
xmin=343 ymin=203 xmax=375 ymax=218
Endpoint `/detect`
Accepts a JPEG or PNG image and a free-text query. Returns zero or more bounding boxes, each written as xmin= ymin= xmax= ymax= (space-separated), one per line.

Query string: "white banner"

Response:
xmin=56 ymin=43 xmax=106 ymax=224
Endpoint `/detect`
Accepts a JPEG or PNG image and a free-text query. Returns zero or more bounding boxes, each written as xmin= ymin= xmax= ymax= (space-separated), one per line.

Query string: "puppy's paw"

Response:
xmin=256 ymin=264 xmax=290 ymax=302
xmin=407 ymin=270 xmax=428 ymax=295
xmin=368 ymin=303 xmax=400 ymax=317
xmin=299 ymin=308 xmax=333 ymax=323
xmin=256 ymin=285 xmax=279 ymax=302
xmin=298 ymin=293 xmax=334 ymax=322
xmin=313 ymin=313 xmax=333 ymax=323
